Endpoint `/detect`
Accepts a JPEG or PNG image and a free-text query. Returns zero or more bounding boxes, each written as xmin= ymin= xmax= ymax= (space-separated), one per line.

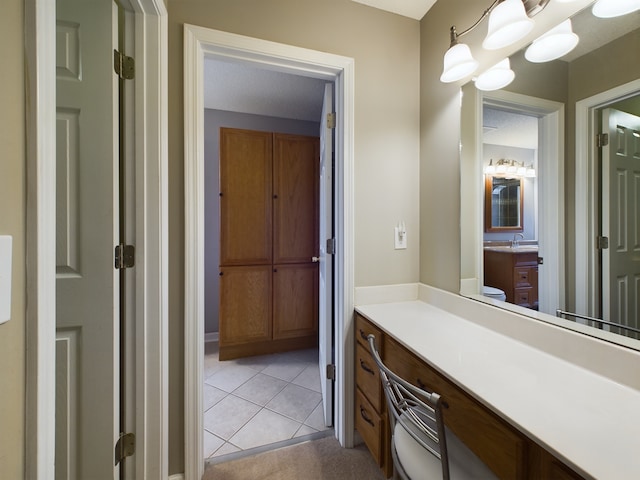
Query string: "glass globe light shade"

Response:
xmin=592 ymin=0 xmax=640 ymax=18
xmin=525 ymin=19 xmax=579 ymax=63
xmin=474 ymin=58 xmax=515 ymax=91
xmin=440 ymin=43 xmax=479 ymax=82
xmin=483 ymin=0 xmax=534 ymax=50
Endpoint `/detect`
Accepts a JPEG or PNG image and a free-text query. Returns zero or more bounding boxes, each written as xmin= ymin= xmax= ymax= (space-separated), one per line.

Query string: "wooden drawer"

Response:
xmin=514 ymin=266 xmax=535 ymax=288
xmin=384 ymin=336 xmax=527 ymax=480
xmin=514 ymin=288 xmax=534 ymax=307
xmin=355 ymin=313 xmax=383 ymax=349
xmin=355 ymin=387 xmax=386 ymax=468
xmin=355 ymin=341 xmax=383 ymax=413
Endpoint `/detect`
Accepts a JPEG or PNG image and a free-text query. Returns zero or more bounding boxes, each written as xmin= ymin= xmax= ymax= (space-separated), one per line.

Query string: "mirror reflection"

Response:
xmin=485 ymin=175 xmax=523 ymax=231
xmin=460 ymin=3 xmax=640 ymax=346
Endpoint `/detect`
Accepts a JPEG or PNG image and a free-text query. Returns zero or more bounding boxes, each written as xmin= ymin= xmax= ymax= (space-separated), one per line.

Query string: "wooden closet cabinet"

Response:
xmin=219 ymin=128 xmax=319 ymax=360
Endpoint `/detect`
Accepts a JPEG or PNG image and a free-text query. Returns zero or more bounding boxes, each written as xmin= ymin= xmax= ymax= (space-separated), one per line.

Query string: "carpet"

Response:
xmin=202 ymin=436 xmax=387 ymax=480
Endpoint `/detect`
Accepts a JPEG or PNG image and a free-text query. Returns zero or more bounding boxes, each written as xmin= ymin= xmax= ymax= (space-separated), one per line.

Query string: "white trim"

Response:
xmin=25 ymin=1 xmax=168 ymax=477
xmin=168 ymin=475 xmax=185 ymax=480
xmin=204 ymin=332 xmax=219 ymax=343
xmin=575 ymin=79 xmax=640 ymax=317
xmin=183 ymin=25 xmax=355 ymax=480
xmin=25 ymin=0 xmax=57 ymax=476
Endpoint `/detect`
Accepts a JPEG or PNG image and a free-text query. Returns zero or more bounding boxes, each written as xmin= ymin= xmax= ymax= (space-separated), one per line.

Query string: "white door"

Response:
xmin=56 ymin=0 xmax=120 ymax=478
xmin=318 ymin=83 xmax=334 ymax=427
xmin=601 ymin=108 xmax=640 ymax=337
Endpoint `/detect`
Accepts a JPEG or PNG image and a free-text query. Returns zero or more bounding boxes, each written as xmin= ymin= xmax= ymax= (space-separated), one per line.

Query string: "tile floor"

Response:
xmin=203 ymin=343 xmax=332 ymax=460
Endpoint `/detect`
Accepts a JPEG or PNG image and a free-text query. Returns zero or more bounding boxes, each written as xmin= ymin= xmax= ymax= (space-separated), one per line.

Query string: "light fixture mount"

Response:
xmin=522 ymin=0 xmax=551 ymax=17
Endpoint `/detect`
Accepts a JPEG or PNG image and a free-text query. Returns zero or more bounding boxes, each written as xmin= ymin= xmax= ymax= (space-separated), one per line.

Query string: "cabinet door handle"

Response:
xmin=359 ymin=359 xmax=375 ymax=375
xmin=359 ymin=406 xmax=375 ymax=427
xmin=359 ymin=329 xmax=368 ymax=341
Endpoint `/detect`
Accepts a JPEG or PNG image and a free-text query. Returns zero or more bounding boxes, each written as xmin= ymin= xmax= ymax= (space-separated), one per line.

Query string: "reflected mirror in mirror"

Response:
xmin=485 ymin=175 xmax=524 ymax=231
xmin=460 ymin=2 xmax=640 ymax=348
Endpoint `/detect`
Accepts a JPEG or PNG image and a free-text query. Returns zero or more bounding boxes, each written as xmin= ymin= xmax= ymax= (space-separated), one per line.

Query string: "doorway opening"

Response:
xmin=183 ymin=25 xmax=356 ymax=480
xmin=479 ymin=90 xmax=565 ymax=317
xmin=575 ymin=84 xmax=640 ymax=340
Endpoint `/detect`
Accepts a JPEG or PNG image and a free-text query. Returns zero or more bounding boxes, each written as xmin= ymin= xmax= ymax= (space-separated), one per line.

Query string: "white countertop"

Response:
xmin=356 ymin=300 xmax=640 ymax=480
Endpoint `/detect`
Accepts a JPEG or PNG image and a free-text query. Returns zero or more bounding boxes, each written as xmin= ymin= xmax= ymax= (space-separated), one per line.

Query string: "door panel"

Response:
xmin=318 ymin=83 xmax=334 ymax=427
xmin=55 ymin=0 xmax=118 ymax=478
xmin=219 ymin=128 xmax=273 ymax=266
xmin=602 ymin=108 xmax=640 ymax=338
xmin=219 ymin=265 xmax=272 ymax=345
xmin=273 ymin=264 xmax=319 ymax=339
xmin=273 ymin=133 xmax=319 ymax=264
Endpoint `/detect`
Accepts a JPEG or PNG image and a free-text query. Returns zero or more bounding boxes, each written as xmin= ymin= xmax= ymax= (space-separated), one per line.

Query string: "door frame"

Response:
xmin=24 ymin=0 xmax=169 ymax=477
xmin=575 ymin=78 xmax=640 ymax=320
xmin=183 ymin=25 xmax=355 ymax=480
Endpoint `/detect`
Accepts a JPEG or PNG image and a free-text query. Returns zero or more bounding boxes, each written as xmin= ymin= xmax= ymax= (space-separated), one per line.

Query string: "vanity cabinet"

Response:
xmin=484 ymin=248 xmax=538 ymax=310
xmin=354 ymin=312 xmax=585 ymax=480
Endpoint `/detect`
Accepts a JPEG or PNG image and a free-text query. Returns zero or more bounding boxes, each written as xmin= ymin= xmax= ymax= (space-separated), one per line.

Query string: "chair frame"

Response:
xmin=367 ymin=334 xmax=451 ymax=480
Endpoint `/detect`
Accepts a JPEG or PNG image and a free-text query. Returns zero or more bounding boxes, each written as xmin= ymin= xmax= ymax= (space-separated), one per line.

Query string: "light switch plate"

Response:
xmin=0 ymin=236 xmax=12 ymax=324
xmin=394 ymin=226 xmax=407 ymax=250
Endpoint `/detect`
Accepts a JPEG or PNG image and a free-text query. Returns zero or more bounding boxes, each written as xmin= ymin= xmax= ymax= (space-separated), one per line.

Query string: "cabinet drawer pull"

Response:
xmin=359 ymin=329 xmax=368 ymax=341
xmin=359 ymin=359 xmax=375 ymax=375
xmin=359 ymin=406 xmax=375 ymax=427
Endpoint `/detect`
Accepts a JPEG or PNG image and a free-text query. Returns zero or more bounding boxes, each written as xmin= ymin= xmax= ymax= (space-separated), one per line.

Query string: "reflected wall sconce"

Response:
xmin=592 ymin=0 xmax=640 ymax=18
xmin=474 ymin=58 xmax=516 ymax=90
xmin=524 ymin=19 xmax=580 ymax=62
xmin=484 ymin=159 xmax=536 ymax=177
xmin=440 ymin=0 xmax=549 ymax=83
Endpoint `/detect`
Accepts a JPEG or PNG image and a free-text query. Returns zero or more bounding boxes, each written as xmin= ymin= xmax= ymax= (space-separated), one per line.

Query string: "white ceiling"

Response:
xmin=483 ymin=108 xmax=539 ymax=150
xmin=203 ymin=59 xmax=328 ymax=122
xmin=350 ymin=0 xmax=437 ymax=20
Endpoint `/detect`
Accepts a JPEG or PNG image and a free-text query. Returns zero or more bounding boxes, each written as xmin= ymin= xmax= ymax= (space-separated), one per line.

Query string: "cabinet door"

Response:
xmin=273 ymin=263 xmax=318 ymax=339
xmin=219 ymin=265 xmax=272 ymax=345
xmin=219 ymin=128 xmax=273 ymax=266
xmin=273 ymin=134 xmax=319 ymax=264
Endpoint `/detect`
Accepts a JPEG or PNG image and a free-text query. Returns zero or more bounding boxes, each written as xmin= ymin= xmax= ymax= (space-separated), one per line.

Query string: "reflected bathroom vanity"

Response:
xmin=484 ymin=245 xmax=539 ymax=310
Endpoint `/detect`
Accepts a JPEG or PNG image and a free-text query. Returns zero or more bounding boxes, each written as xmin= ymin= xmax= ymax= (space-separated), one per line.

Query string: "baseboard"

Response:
xmin=205 ymin=331 xmax=219 ymax=343
xmin=168 ymin=474 xmax=184 ymax=480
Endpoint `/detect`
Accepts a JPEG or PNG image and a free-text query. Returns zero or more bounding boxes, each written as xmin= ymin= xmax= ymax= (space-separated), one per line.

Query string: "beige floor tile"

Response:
xmin=303 ymin=402 xmax=331 ymax=431
xmin=291 ymin=364 xmax=322 ymax=392
xmin=266 ymin=383 xmax=322 ymax=422
xmin=205 ymin=363 xmax=258 ymax=393
xmin=203 ymin=383 xmax=228 ymax=411
xmin=203 ymin=394 xmax=261 ymax=440
xmin=229 ymin=408 xmax=301 ymax=450
xmin=233 ymin=373 xmax=288 ymax=406
xmin=203 ymin=430 xmax=225 ymax=458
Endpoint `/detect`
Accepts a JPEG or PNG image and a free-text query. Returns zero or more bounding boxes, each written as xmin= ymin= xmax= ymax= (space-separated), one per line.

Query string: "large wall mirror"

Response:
xmin=460 ymin=1 xmax=640 ymax=350
xmin=484 ymin=176 xmax=524 ymax=232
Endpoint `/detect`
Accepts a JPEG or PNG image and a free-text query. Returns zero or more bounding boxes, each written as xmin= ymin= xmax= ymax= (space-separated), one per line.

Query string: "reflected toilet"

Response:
xmin=483 ymin=285 xmax=507 ymax=302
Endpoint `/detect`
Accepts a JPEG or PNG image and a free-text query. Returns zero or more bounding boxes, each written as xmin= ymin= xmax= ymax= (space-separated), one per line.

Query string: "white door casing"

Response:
xmin=25 ymin=0 xmax=168 ymax=477
xmin=319 ymin=82 xmax=334 ymax=427
xmin=601 ymin=108 xmax=640 ymax=335
xmin=183 ymin=25 xmax=355 ymax=480
xmin=56 ymin=1 xmax=119 ymax=477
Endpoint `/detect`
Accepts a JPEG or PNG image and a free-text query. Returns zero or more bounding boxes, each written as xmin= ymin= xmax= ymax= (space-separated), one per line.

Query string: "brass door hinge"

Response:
xmin=115 ymin=244 xmax=135 ymax=269
xmin=114 ymin=49 xmax=135 ymax=80
xmin=597 ymin=236 xmax=609 ymax=250
xmin=115 ymin=432 xmax=135 ymax=465
xmin=597 ymin=133 xmax=609 ymax=147
xmin=327 ymin=112 xmax=336 ymax=129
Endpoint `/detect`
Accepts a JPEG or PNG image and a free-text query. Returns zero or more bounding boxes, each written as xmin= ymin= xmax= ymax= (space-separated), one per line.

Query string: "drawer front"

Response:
xmin=355 ymin=313 xmax=383 ymax=349
xmin=355 ymin=387 xmax=385 ymax=467
xmin=355 ymin=341 xmax=383 ymax=412
xmin=514 ymin=288 xmax=533 ymax=307
xmin=384 ymin=336 xmax=526 ymax=480
xmin=514 ymin=266 xmax=533 ymax=288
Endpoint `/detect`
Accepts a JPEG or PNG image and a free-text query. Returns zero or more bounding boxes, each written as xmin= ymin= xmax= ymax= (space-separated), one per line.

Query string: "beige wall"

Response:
xmin=0 ymin=0 xmax=25 ymax=478
xmin=167 ymin=0 xmax=420 ymax=473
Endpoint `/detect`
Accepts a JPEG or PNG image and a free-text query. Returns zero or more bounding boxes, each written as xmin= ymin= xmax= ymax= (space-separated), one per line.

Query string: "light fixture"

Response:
xmin=483 ymin=0 xmax=535 ymax=50
xmin=592 ymin=0 xmax=640 ymax=18
xmin=440 ymin=34 xmax=479 ymax=83
xmin=485 ymin=159 xmax=536 ymax=177
xmin=474 ymin=58 xmax=516 ymax=91
xmin=441 ymin=0 xmax=549 ymax=85
xmin=524 ymin=19 xmax=579 ymax=63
